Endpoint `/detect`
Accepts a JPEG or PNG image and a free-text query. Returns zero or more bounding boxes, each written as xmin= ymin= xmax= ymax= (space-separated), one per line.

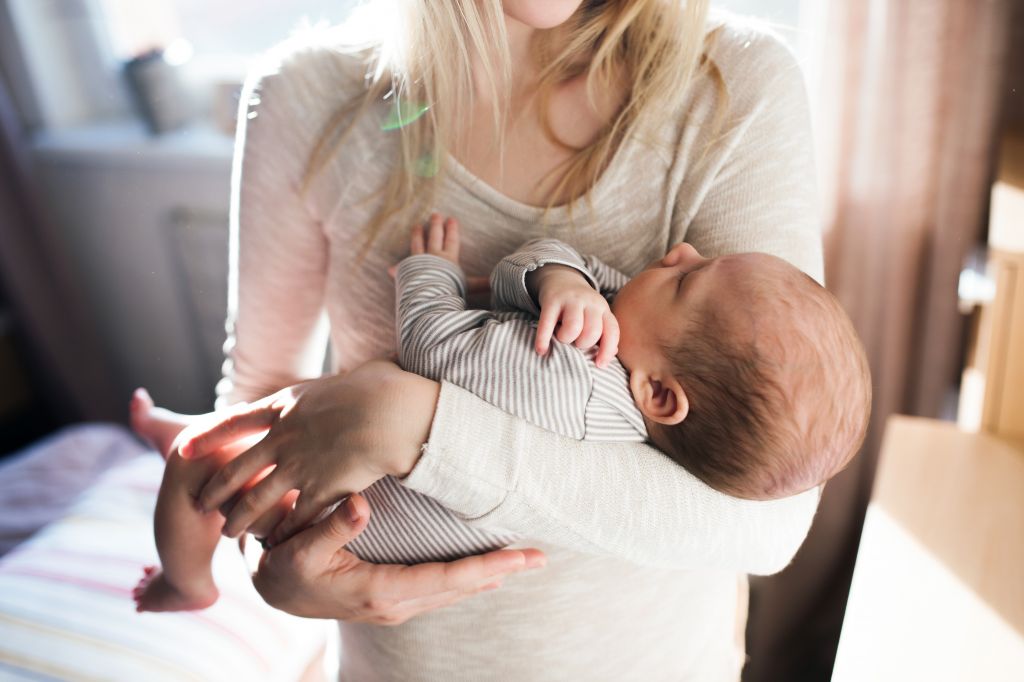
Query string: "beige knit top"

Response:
xmin=217 ymin=12 xmax=823 ymax=681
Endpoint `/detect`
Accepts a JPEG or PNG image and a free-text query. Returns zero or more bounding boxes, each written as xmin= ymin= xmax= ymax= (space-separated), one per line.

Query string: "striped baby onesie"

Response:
xmin=344 ymin=238 xmax=648 ymax=564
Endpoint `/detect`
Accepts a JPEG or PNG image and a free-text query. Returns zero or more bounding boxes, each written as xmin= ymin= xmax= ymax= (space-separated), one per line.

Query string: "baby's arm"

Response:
xmin=394 ymin=214 xmax=497 ymax=377
xmin=492 ymin=239 xmax=620 ymax=367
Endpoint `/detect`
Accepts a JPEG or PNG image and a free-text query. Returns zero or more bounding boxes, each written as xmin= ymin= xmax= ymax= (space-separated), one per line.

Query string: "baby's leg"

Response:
xmin=133 ymin=446 xmax=236 ymax=612
xmin=130 ymin=388 xmax=189 ymax=459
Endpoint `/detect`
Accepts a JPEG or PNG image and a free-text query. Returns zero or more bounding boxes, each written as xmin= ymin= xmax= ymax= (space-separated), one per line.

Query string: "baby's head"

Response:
xmin=612 ymin=243 xmax=871 ymax=500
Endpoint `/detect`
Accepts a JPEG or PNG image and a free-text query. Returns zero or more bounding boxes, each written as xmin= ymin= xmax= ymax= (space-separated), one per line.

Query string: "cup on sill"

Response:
xmin=124 ymin=48 xmax=194 ymax=135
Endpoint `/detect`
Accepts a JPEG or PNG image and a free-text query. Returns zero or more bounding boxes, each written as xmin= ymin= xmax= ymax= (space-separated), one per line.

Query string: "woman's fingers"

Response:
xmin=384 ymin=547 xmax=546 ymax=603
xmin=222 ymin=469 xmax=294 ymax=538
xmin=294 ymin=494 xmax=370 ymax=563
xmin=250 ymin=496 xmax=370 ymax=616
xmin=595 ymin=312 xmax=620 ymax=368
xmin=179 ymin=403 xmax=279 ymax=459
xmin=268 ymin=489 xmax=329 ymax=546
xmin=246 ymin=489 xmax=298 ymax=540
xmin=198 ymin=441 xmax=277 ymax=513
xmin=250 ymin=493 xmax=546 ymax=621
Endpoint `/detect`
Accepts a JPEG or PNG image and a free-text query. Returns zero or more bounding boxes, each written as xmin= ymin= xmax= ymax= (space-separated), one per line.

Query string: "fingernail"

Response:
xmin=345 ymin=496 xmax=361 ymax=523
xmin=525 ymin=555 xmax=546 ymax=569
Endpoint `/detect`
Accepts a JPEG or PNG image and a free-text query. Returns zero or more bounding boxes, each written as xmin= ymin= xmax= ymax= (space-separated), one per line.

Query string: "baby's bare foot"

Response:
xmin=130 ymin=388 xmax=189 ymax=459
xmin=132 ymin=565 xmax=218 ymax=612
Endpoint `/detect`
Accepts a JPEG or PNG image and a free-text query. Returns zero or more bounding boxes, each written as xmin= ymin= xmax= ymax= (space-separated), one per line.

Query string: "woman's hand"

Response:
xmin=177 ymin=361 xmax=438 ymax=543
xmin=251 ymin=492 xmax=545 ymax=623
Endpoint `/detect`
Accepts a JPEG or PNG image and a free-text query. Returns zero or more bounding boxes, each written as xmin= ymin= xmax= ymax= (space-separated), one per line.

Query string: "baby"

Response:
xmin=131 ymin=213 xmax=870 ymax=611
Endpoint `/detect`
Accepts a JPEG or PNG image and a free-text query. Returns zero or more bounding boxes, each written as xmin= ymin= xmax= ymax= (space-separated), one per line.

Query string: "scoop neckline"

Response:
xmin=443 ymin=134 xmax=635 ymax=224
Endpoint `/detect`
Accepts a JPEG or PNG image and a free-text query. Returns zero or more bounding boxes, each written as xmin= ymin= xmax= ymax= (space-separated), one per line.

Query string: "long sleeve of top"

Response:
xmin=222 ymin=16 xmax=824 ymax=678
xmin=347 ymin=246 xmax=646 ymax=564
xmin=401 ymin=28 xmax=823 ymax=575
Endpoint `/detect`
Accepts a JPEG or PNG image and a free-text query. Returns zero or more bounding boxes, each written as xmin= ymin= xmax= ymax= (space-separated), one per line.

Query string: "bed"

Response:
xmin=0 ymin=424 xmax=330 ymax=681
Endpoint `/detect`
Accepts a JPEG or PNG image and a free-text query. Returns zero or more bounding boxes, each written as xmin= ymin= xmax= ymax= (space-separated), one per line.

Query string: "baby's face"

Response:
xmin=611 ymin=244 xmax=777 ymax=372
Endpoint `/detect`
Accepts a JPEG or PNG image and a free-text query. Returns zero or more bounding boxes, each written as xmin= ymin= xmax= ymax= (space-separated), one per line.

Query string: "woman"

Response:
xmin=194 ymin=0 xmax=823 ymax=678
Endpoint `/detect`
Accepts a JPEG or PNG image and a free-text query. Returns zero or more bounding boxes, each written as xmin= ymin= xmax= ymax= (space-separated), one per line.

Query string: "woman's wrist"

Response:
xmin=379 ymin=365 xmax=441 ymax=478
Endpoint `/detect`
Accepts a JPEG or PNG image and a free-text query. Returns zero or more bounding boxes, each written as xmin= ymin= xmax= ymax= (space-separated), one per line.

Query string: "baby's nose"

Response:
xmin=662 ymin=242 xmax=700 ymax=266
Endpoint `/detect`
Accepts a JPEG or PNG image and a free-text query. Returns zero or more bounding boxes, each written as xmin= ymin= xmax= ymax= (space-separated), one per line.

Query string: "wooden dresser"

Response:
xmin=832 ymin=417 xmax=1024 ymax=681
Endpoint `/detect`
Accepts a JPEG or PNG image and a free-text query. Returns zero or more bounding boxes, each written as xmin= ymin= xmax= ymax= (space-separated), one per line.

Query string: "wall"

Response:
xmin=32 ymin=122 xmax=233 ymax=413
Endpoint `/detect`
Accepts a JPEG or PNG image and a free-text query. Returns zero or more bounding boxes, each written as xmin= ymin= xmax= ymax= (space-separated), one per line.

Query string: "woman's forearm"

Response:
xmin=400 ymin=380 xmax=819 ymax=574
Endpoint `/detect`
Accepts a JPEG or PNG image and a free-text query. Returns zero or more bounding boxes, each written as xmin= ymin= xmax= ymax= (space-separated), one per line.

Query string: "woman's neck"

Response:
xmin=471 ymin=14 xmax=547 ymax=105
xmin=504 ymin=15 xmax=538 ymax=89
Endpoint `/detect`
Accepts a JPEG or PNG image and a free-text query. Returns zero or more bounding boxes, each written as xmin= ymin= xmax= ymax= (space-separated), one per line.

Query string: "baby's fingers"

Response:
xmin=410 ymin=224 xmax=425 ymax=254
xmin=554 ymin=305 xmax=584 ymax=345
xmin=427 ymin=213 xmax=445 ymax=253
xmin=442 ymin=217 xmax=460 ymax=259
xmin=574 ymin=308 xmax=604 ymax=350
xmin=535 ymin=305 xmax=560 ymax=356
xmin=595 ymin=312 xmax=620 ymax=368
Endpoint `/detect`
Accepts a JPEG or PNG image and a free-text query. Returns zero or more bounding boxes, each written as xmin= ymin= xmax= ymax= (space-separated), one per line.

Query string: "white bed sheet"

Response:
xmin=0 ymin=424 xmax=147 ymax=558
xmin=0 ymin=424 xmax=330 ymax=681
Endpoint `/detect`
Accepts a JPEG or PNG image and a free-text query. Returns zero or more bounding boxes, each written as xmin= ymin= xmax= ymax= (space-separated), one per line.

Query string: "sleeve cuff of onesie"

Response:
xmin=399 ymin=381 xmax=520 ymax=520
xmin=491 ymin=241 xmax=600 ymax=314
xmin=396 ymin=254 xmax=467 ymax=290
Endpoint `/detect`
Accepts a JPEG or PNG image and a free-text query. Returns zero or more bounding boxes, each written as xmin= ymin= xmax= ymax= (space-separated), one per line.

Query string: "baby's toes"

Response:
xmin=132 ymin=582 xmax=147 ymax=602
xmin=129 ymin=390 xmax=155 ymax=439
xmin=130 ymin=388 xmax=153 ymax=418
xmin=133 ymin=566 xmax=157 ymax=594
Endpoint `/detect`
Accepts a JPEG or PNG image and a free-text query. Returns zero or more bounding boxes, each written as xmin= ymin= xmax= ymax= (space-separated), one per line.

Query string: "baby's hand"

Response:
xmin=533 ymin=266 xmax=619 ymax=368
xmin=389 ymin=213 xmax=462 ymax=280
xmin=412 ymin=213 xmax=460 ymax=264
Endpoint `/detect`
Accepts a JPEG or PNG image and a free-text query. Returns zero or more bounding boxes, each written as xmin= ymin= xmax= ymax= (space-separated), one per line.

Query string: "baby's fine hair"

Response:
xmin=648 ymin=255 xmax=871 ymax=500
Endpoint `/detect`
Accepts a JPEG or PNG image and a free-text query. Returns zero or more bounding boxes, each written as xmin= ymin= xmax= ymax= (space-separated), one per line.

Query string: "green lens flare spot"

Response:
xmin=413 ymin=152 xmax=439 ymax=178
xmin=382 ymin=100 xmax=430 ymax=131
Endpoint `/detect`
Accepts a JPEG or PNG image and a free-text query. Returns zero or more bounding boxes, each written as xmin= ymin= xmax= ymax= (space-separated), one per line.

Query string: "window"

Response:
xmin=713 ymin=0 xmax=804 ymax=51
xmin=98 ymin=0 xmax=360 ymax=63
xmin=1 ymin=0 xmax=809 ymax=134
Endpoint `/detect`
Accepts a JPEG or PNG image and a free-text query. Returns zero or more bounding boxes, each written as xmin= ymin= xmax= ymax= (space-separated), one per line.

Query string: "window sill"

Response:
xmin=31 ymin=119 xmax=235 ymax=170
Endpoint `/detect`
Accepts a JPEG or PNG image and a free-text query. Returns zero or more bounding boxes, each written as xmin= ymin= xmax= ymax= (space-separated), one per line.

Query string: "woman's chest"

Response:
xmin=313 ymin=128 xmax=682 ymax=364
xmin=454 ymin=75 xmax=630 ymax=208
xmin=320 ymin=194 xmax=674 ymax=369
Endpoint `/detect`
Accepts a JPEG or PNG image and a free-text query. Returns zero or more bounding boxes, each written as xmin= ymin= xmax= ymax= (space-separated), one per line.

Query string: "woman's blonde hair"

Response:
xmin=304 ymin=0 xmax=725 ymax=255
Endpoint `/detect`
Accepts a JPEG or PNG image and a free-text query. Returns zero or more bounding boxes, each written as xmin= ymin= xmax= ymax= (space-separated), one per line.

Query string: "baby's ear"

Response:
xmin=628 ymin=370 xmax=689 ymax=425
